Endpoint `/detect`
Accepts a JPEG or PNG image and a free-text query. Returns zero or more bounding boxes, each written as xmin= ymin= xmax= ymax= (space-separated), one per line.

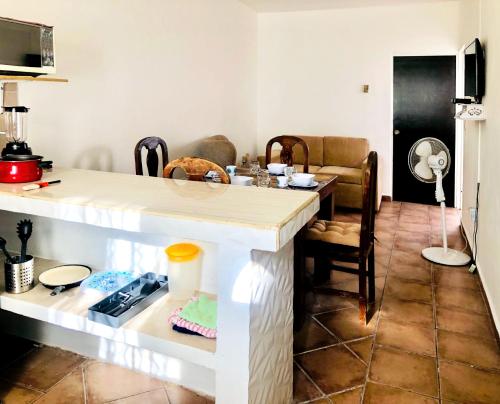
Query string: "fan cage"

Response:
xmin=408 ymin=137 xmax=451 ymax=183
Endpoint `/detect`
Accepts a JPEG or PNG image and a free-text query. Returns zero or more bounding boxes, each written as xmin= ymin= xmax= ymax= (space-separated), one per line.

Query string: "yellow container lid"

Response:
xmin=165 ymin=243 xmax=200 ymax=262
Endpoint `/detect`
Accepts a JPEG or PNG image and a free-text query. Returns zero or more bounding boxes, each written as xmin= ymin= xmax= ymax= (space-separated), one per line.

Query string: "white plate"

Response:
xmin=288 ymin=181 xmax=319 ymax=188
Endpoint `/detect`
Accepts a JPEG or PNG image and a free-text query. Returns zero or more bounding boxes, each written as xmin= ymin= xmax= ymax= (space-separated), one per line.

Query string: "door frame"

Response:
xmin=390 ymin=52 xmax=464 ymax=208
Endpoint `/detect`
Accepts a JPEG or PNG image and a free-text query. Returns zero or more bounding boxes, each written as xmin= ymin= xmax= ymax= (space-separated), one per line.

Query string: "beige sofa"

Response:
xmin=268 ymin=135 xmax=377 ymax=210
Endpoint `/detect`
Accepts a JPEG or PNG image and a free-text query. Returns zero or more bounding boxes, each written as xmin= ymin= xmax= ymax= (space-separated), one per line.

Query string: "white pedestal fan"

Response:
xmin=408 ymin=137 xmax=471 ymax=266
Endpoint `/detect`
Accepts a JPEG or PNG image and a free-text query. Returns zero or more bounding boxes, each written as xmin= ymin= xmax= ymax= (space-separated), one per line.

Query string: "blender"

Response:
xmin=1 ymin=106 xmax=32 ymax=156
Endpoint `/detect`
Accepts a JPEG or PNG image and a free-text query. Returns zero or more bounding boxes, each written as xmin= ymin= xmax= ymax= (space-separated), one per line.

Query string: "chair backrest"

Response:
xmin=135 ymin=137 xmax=169 ymax=177
xmin=265 ymin=135 xmax=310 ymax=173
xmin=359 ymin=151 xmax=378 ymax=255
xmin=163 ymin=157 xmax=231 ymax=184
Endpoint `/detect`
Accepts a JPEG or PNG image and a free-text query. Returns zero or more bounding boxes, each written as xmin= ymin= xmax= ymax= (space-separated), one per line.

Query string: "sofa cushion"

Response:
xmin=317 ymin=166 xmax=363 ymax=185
xmin=293 ymin=164 xmax=322 ymax=174
xmin=291 ymin=135 xmax=324 ymax=166
xmin=323 ymin=136 xmax=368 ymax=168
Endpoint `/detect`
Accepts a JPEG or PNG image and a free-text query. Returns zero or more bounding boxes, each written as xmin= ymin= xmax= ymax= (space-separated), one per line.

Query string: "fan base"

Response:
xmin=422 ymin=247 xmax=471 ymax=266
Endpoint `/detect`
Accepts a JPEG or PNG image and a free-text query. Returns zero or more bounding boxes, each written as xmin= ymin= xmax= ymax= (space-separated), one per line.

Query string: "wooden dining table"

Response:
xmin=235 ymin=169 xmax=338 ymax=330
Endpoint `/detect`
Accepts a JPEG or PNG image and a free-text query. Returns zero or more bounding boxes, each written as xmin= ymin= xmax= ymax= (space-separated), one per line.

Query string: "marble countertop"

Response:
xmin=0 ymin=168 xmax=319 ymax=251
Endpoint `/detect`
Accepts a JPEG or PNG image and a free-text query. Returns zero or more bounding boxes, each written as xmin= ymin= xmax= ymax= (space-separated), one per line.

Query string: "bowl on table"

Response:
xmin=230 ymin=175 xmax=253 ymax=186
xmin=291 ymin=173 xmax=315 ymax=187
xmin=267 ymin=163 xmax=287 ymax=175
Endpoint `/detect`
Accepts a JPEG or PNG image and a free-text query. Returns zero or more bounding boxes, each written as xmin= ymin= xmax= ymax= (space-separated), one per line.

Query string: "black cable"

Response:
xmin=473 ymin=182 xmax=480 ymax=263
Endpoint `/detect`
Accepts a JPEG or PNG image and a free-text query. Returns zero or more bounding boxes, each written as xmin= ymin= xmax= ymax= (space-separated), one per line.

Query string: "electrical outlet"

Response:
xmin=469 ymin=207 xmax=478 ymax=224
xmin=469 ymin=264 xmax=477 ymax=273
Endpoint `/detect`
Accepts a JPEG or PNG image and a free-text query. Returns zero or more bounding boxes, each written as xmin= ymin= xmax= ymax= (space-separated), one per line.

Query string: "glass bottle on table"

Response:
xmin=257 ymin=169 xmax=271 ymax=187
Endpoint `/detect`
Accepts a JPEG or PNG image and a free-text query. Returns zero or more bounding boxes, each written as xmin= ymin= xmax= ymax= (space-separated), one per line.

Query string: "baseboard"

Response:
xmin=381 ymin=195 xmax=392 ymax=202
xmin=461 ymin=221 xmax=500 ymax=337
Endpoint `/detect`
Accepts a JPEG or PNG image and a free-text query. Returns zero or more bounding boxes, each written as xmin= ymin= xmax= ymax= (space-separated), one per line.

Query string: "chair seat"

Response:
xmin=306 ymin=220 xmax=361 ymax=247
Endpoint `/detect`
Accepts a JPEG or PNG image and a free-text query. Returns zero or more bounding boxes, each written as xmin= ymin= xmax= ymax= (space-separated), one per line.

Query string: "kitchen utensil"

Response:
xmin=0 ymin=155 xmax=53 ymax=183
xmin=16 ymin=219 xmax=33 ymax=263
xmin=288 ymin=180 xmax=319 ymax=189
xmin=277 ymin=176 xmax=288 ymax=188
xmin=257 ymin=169 xmax=271 ymax=188
xmin=165 ymin=243 xmax=202 ymax=300
xmin=0 ymin=237 xmax=15 ymax=264
xmin=4 ymin=255 xmax=34 ymax=293
xmin=39 ymin=264 xmax=92 ymax=295
xmin=267 ymin=163 xmax=287 ymax=175
xmin=109 ymin=280 xmax=161 ymax=317
xmin=22 ymin=180 xmax=61 ymax=191
xmin=88 ymin=273 xmax=169 ymax=328
xmin=229 ymin=175 xmax=253 ymax=186
xmin=1 ymin=106 xmax=32 ymax=156
xmin=291 ymin=173 xmax=315 ymax=187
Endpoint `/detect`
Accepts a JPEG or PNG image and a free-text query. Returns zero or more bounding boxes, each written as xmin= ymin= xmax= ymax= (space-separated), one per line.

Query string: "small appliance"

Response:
xmin=408 ymin=137 xmax=471 ymax=266
xmin=0 ymin=17 xmax=55 ymax=76
xmin=2 ymin=106 xmax=32 ymax=155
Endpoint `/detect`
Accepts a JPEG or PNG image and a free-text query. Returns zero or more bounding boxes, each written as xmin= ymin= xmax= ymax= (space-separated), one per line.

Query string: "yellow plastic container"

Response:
xmin=165 ymin=243 xmax=202 ymax=299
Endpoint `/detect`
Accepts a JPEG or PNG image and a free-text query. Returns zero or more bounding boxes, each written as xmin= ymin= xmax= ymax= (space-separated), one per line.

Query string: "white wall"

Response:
xmin=257 ymin=0 xmax=478 ymax=197
xmin=0 ymin=0 xmax=257 ymax=173
xmin=462 ymin=0 xmax=500 ymax=330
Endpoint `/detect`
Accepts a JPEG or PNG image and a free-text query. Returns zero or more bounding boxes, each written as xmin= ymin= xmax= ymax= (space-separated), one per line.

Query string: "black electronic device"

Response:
xmin=464 ymin=38 xmax=485 ymax=103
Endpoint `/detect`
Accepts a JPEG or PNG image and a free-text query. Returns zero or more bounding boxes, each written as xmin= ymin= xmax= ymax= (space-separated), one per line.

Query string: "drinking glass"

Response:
xmin=284 ymin=166 xmax=295 ymax=182
xmin=250 ymin=161 xmax=260 ymax=175
xmin=257 ymin=169 xmax=271 ymax=187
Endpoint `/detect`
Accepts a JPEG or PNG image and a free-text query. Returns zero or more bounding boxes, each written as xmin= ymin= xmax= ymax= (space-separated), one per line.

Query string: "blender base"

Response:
xmin=2 ymin=142 xmax=32 ymax=156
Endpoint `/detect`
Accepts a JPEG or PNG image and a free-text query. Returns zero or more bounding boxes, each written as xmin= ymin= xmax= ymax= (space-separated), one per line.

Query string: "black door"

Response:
xmin=393 ymin=56 xmax=456 ymax=205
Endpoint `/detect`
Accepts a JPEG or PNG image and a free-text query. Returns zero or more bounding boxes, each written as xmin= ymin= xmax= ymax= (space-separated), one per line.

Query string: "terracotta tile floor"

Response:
xmin=0 ymin=334 xmax=214 ymax=403
xmin=293 ymin=201 xmax=500 ymax=404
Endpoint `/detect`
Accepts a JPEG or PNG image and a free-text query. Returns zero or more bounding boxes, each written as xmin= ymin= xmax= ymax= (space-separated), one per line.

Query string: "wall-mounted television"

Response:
xmin=464 ymin=38 xmax=485 ymax=103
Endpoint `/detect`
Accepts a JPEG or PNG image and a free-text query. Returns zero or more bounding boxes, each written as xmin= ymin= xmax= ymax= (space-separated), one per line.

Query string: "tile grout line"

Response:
xmin=82 ymin=361 xmax=88 ymax=404
xmin=293 ymin=358 xmax=327 ymax=401
xmin=360 ymin=203 xmax=400 ymax=402
xmin=432 ymin=262 xmax=442 ymax=401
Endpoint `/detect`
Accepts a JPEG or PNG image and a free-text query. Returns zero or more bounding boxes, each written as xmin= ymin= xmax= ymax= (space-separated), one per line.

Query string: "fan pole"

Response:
xmin=440 ymin=201 xmax=448 ymax=254
xmin=434 ymin=170 xmax=448 ymax=254
xmin=421 ymin=169 xmax=470 ymax=266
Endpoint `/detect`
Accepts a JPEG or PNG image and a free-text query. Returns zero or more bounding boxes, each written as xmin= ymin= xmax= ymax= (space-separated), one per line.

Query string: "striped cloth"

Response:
xmin=168 ymin=307 xmax=217 ymax=339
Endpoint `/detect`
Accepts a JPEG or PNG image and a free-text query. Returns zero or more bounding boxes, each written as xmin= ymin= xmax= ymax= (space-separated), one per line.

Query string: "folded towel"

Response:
xmin=168 ymin=307 xmax=217 ymax=339
xmin=179 ymin=295 xmax=217 ymax=330
xmin=172 ymin=324 xmax=203 ymax=336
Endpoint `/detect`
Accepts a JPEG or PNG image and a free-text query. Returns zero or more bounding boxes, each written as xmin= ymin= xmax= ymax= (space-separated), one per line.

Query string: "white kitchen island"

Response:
xmin=0 ymin=168 xmax=319 ymax=403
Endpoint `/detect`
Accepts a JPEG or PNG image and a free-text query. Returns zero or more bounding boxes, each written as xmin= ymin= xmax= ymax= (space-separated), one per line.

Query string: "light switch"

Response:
xmin=362 ymin=84 xmax=369 ymax=93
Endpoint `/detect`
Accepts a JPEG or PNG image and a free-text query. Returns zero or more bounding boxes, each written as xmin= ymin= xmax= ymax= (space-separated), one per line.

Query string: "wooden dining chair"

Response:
xmin=265 ymin=135 xmax=310 ymax=173
xmin=163 ymin=157 xmax=231 ymax=184
xmin=305 ymin=151 xmax=378 ymax=324
xmin=134 ymin=137 xmax=169 ymax=177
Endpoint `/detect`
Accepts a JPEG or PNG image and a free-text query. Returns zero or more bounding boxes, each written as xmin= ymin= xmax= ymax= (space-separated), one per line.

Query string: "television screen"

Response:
xmin=464 ymin=38 xmax=485 ymax=102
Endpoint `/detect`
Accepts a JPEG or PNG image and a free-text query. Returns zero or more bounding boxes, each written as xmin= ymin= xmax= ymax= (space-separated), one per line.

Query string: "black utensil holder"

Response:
xmin=88 ymin=272 xmax=168 ymax=328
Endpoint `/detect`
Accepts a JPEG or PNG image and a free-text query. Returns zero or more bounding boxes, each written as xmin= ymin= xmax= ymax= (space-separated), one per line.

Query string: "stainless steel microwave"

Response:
xmin=0 ymin=17 xmax=56 ymax=76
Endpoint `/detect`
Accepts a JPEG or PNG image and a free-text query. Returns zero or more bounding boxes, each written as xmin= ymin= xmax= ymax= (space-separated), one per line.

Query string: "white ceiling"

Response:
xmin=239 ymin=0 xmax=458 ymax=13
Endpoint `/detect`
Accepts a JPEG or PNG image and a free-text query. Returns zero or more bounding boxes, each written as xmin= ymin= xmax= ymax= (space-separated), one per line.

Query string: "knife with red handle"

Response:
xmin=22 ymin=180 xmax=61 ymax=191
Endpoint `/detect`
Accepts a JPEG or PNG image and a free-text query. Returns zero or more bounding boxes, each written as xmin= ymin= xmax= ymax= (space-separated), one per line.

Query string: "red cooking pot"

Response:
xmin=0 ymin=155 xmax=53 ymax=183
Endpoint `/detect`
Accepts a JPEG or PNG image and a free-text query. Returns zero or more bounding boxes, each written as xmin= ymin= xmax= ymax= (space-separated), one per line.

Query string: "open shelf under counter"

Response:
xmin=0 ymin=257 xmax=216 ymax=370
